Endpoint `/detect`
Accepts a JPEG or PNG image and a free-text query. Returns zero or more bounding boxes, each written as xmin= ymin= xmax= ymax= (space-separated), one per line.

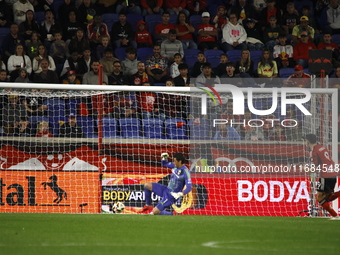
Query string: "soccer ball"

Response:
xmin=112 ymin=202 xmax=125 ymax=213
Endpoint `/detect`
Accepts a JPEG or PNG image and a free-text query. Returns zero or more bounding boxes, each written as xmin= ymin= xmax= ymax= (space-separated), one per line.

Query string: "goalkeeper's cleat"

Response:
xmin=137 ymin=205 xmax=153 ymax=214
xmin=329 ymin=216 xmax=340 ymax=220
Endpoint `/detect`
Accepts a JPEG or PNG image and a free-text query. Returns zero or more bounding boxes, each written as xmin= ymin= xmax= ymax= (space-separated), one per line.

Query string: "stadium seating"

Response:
xmin=50 ymin=116 xmax=67 ymax=136
xmin=137 ymin=47 xmax=153 ymax=63
xmin=145 ymin=14 xmax=162 ymax=23
xmin=169 ymin=14 xmax=178 ymax=25
xmin=250 ymin=50 xmax=263 ymax=71
xmin=66 ymin=99 xmax=81 ymax=116
xmin=227 ymin=50 xmax=242 ymax=64
xmin=0 ymin=27 xmax=9 ymax=53
xmin=35 ymin=11 xmax=45 ymax=24
xmin=119 ymin=118 xmax=144 ymax=138
xmin=101 ymin=117 xmax=122 ymax=138
xmin=114 ymin=47 xmax=127 ymax=62
xmin=52 ymin=0 xmax=64 ymax=19
xmin=184 ymin=49 xmax=200 ymax=67
xmin=331 ymin=34 xmax=340 ymax=46
xmin=165 ymin=118 xmax=187 ymax=139
xmin=76 ymin=116 xmax=97 ymax=138
xmin=189 ymin=118 xmax=210 ymax=140
xmin=101 ymin=13 xmax=119 ymax=31
xmin=43 ymin=98 xmax=66 ymax=118
xmin=205 ymin=49 xmax=224 ymax=68
xmin=142 ymin=118 xmax=164 ymax=138
xmin=279 ymin=68 xmax=294 ymax=78
xmin=127 ymin=14 xmax=144 ymax=31
xmin=189 ymin=15 xmax=202 ymax=33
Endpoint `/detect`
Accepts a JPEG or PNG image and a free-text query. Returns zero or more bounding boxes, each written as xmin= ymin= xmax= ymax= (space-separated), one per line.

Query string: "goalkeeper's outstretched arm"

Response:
xmin=161 ymin=152 xmax=175 ymax=168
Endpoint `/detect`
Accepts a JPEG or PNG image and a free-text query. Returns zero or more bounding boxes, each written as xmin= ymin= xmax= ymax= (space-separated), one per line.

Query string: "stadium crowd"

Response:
xmin=0 ymin=0 xmax=339 ymax=140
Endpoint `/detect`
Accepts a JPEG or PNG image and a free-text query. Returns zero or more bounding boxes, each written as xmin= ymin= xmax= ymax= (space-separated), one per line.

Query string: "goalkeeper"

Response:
xmin=138 ymin=152 xmax=192 ymax=215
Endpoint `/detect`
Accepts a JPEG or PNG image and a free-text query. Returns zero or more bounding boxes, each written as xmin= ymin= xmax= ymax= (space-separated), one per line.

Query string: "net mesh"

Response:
xmin=0 ymin=80 xmax=338 ymax=216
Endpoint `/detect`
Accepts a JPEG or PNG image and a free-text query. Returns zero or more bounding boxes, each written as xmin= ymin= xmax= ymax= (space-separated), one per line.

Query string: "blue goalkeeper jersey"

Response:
xmin=161 ymin=160 xmax=192 ymax=195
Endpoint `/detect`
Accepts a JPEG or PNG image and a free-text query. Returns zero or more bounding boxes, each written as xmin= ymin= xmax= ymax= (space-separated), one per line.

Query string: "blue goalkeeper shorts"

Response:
xmin=152 ymin=183 xmax=175 ymax=211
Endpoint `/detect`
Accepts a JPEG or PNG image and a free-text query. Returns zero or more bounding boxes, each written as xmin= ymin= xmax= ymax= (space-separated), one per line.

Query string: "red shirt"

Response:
xmin=155 ymin=23 xmax=175 ymax=35
xmin=36 ymin=130 xmax=53 ymax=137
xmin=138 ymin=92 xmax=157 ymax=112
xmin=286 ymin=73 xmax=311 ymax=88
xmin=175 ymin=24 xmax=194 ymax=40
xmin=266 ymin=8 xmax=277 ymax=24
xmin=311 ymin=144 xmax=335 ymax=178
xmin=197 ymin=23 xmax=216 ymax=43
xmin=293 ymin=42 xmax=317 ymax=61
xmin=135 ymin=30 xmax=153 ymax=44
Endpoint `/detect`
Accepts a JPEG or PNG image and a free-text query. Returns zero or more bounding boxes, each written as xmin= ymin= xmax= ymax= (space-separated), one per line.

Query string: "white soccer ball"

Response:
xmin=112 ymin=202 xmax=125 ymax=213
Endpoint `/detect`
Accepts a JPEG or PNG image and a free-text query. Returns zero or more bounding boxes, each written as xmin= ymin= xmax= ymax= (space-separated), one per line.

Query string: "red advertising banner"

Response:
xmin=0 ymin=170 xmax=98 ymax=213
xmin=102 ymin=173 xmax=310 ymax=217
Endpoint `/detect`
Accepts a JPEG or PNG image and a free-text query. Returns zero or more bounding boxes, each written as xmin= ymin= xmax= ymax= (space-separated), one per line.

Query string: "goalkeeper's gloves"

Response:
xmin=171 ymin=192 xmax=183 ymax=200
xmin=161 ymin=153 xmax=169 ymax=161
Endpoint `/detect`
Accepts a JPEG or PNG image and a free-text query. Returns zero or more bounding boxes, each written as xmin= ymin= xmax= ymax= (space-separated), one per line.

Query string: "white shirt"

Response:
xmin=7 ymin=54 xmax=32 ymax=73
xmin=13 ymin=1 xmax=34 ymax=25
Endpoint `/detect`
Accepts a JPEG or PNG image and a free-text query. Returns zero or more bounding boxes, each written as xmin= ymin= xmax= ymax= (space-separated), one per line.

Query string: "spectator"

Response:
xmin=323 ymin=0 xmax=340 ymax=34
xmin=263 ymin=15 xmax=284 ymax=51
xmin=21 ymin=91 xmax=48 ymax=116
xmin=283 ymin=64 xmax=311 ymax=88
xmin=221 ymin=12 xmax=247 ymax=52
xmin=283 ymin=106 xmax=302 ymax=141
xmin=18 ymin=10 xmax=39 ymax=42
xmin=170 ymin=53 xmax=183 ymax=78
xmin=96 ymin=0 xmax=119 ymax=15
xmin=253 ymin=0 xmax=266 ymax=13
xmin=292 ymin=16 xmax=315 ymax=45
xmin=175 ymin=11 xmax=197 ymax=50
xmin=1 ymin=23 xmax=25 ymax=62
xmin=108 ymin=60 xmax=126 ymax=85
xmin=197 ymin=12 xmax=218 ymax=51
xmin=14 ymin=116 xmax=31 ymax=136
xmin=2 ymin=95 xmax=27 ymax=136
xmin=154 ymin=12 xmax=175 ymax=44
xmin=116 ymin=0 xmax=142 ymax=15
xmin=111 ymin=10 xmax=137 ymax=49
xmin=281 ymin=2 xmax=299 ymax=35
xmin=141 ymin=0 xmax=164 ymax=16
xmin=128 ymin=61 xmax=150 ymax=85
xmin=245 ymin=126 xmax=265 ymax=141
xmin=13 ymin=0 xmax=34 ymax=25
xmin=111 ymin=91 xmax=138 ymax=118
xmin=36 ymin=120 xmax=53 ymax=137
xmin=259 ymin=0 xmax=282 ymax=30
xmin=173 ymin=63 xmax=191 ymax=86
xmin=161 ymin=29 xmax=184 ymax=62
xmin=214 ymin=53 xmax=229 ymax=77
xmin=82 ymin=60 xmax=108 ymax=84
xmin=229 ymin=0 xmax=259 ymax=25
xmin=0 ymin=55 xmax=6 ymax=71
xmin=192 ymin=51 xmax=206 ymax=78
xmin=273 ymin=33 xmax=294 ymax=70
xmin=26 ymin=32 xmax=41 ymax=60
xmin=62 ymin=10 xmax=83 ymax=42
xmin=220 ymin=62 xmax=245 ymax=86
xmin=0 ymin=0 xmax=13 ymax=28
xmin=212 ymin=5 xmax=228 ymax=31
xmin=58 ymin=0 xmax=78 ymax=23
xmin=39 ymin=9 xmax=62 ymax=50
xmin=14 ymin=67 xmax=29 ymax=82
xmin=134 ymin=20 xmax=153 ymax=48
xmin=235 ymin=50 xmax=255 ymax=77
xmin=0 ymin=69 xmax=8 ymax=82
xmin=146 ymin=44 xmax=170 ymax=83
xmin=269 ymin=125 xmax=286 ymax=141
xmin=68 ymin=28 xmax=90 ymax=56
xmin=164 ymin=0 xmax=189 ymax=17
xmin=62 ymin=70 xmax=81 ymax=84
xmin=77 ymin=48 xmax=93 ymax=75
xmin=121 ymin=46 xmax=138 ymax=76
xmin=244 ymin=18 xmax=264 ymax=51
xmin=293 ymin=31 xmax=316 ymax=68
xmin=58 ymin=113 xmax=84 ymax=138
xmin=60 ymin=51 xmax=82 ymax=79
xmin=99 ymin=47 xmax=119 ymax=75
xmin=78 ymin=0 xmax=99 ymax=26
xmin=49 ymin=31 xmax=69 ymax=65
xmin=95 ymin=35 xmax=112 ymax=60
xmin=8 ymin=44 xmax=32 ymax=81
xmin=33 ymin=58 xmax=59 ymax=83
xmin=32 ymin=44 xmax=56 ymax=74
xmin=301 ymin=5 xmax=317 ymax=33
xmin=317 ymin=32 xmax=340 ymax=68
xmin=257 ymin=49 xmax=278 ymax=80
xmin=196 ymin=62 xmax=221 ymax=86
xmin=213 ymin=123 xmax=241 ymax=140
xmin=137 ymin=82 xmax=165 ymax=120
xmin=186 ymin=0 xmax=207 ymax=16
xmin=87 ymin=14 xmax=110 ymax=47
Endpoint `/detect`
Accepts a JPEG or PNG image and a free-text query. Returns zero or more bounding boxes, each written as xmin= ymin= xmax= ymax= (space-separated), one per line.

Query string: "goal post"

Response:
xmin=0 ymin=80 xmax=337 ymax=216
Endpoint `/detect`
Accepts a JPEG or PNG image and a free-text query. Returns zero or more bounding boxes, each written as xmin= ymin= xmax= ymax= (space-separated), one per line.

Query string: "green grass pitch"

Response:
xmin=1 ymin=213 xmax=339 ymax=255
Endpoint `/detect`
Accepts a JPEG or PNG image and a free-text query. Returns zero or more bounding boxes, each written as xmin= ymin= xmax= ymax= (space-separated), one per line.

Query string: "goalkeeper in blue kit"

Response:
xmin=138 ymin=152 xmax=192 ymax=215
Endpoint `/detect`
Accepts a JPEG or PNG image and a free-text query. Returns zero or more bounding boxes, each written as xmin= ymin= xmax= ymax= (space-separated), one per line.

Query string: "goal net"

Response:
xmin=0 ymin=78 xmax=337 ymax=216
